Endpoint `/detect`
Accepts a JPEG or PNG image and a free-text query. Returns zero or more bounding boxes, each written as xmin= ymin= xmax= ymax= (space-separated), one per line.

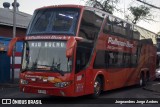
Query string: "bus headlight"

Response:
xmin=20 ymin=79 xmax=28 ymax=85
xmin=54 ymin=82 xmax=71 ymax=88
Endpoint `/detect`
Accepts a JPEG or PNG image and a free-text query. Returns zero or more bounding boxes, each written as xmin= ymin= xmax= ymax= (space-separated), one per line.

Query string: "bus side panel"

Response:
xmin=105 ymin=68 xmax=127 ymax=90
xmin=134 ymin=45 xmax=156 ymax=82
xmin=124 ymin=68 xmax=138 ymax=86
xmin=84 ymin=68 xmax=94 ymax=95
xmin=74 ymin=70 xmax=86 ymax=96
xmin=148 ymin=45 xmax=156 ymax=80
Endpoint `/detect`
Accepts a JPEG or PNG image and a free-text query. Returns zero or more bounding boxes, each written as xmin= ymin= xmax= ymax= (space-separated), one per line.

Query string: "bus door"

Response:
xmin=74 ymin=45 xmax=91 ymax=96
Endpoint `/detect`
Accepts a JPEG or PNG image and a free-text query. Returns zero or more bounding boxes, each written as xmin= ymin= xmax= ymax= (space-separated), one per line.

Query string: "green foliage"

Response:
xmin=129 ymin=5 xmax=151 ymax=24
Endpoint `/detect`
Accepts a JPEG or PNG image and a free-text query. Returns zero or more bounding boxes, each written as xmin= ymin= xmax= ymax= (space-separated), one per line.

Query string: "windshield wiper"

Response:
xmin=31 ymin=62 xmax=38 ymax=69
xmin=51 ymin=64 xmax=64 ymax=76
xmin=51 ymin=58 xmax=64 ymax=76
xmin=32 ymin=63 xmax=64 ymax=76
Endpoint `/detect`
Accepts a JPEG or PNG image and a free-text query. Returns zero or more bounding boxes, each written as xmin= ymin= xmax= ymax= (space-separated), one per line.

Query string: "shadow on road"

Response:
xmin=0 ymin=80 xmax=160 ymax=104
xmin=36 ymin=85 xmax=142 ymax=104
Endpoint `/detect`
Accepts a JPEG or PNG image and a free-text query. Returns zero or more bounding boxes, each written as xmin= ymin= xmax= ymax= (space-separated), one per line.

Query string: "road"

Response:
xmin=0 ymin=80 xmax=160 ymax=107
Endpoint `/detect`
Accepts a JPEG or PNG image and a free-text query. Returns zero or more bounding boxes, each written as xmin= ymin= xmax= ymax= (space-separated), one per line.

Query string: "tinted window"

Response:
xmin=94 ymin=50 xmax=139 ymax=69
xmin=75 ymin=45 xmax=92 ymax=73
xmin=79 ymin=10 xmax=104 ymax=41
xmin=103 ymin=16 xmax=133 ymax=38
xmin=103 ymin=16 xmax=113 ymax=33
xmin=93 ymin=51 xmax=106 ymax=68
xmin=133 ymin=26 xmax=140 ymax=40
xmin=27 ymin=8 xmax=80 ymax=35
xmin=22 ymin=41 xmax=72 ymax=72
xmin=113 ymin=18 xmax=126 ymax=36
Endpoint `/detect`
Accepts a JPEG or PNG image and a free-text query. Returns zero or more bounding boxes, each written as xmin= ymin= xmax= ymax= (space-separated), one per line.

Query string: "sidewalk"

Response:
xmin=0 ymin=79 xmax=19 ymax=89
xmin=143 ymin=80 xmax=160 ymax=93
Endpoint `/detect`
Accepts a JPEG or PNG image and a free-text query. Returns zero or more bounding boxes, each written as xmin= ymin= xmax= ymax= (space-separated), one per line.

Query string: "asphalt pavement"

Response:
xmin=0 ymin=79 xmax=160 ymax=107
xmin=144 ymin=79 xmax=160 ymax=93
xmin=1 ymin=79 xmax=160 ymax=93
xmin=0 ymin=79 xmax=19 ymax=89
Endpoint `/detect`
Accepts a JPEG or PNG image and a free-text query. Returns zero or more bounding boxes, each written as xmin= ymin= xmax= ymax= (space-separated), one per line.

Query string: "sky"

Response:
xmin=0 ymin=0 xmax=160 ymax=33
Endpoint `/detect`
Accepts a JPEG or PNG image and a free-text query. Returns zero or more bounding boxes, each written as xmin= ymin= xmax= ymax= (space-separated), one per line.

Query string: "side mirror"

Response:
xmin=66 ymin=37 xmax=77 ymax=58
xmin=7 ymin=37 xmax=25 ymax=56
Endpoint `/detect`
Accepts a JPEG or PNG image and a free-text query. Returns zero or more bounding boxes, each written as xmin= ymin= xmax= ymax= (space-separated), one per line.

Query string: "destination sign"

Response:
xmin=30 ymin=41 xmax=66 ymax=48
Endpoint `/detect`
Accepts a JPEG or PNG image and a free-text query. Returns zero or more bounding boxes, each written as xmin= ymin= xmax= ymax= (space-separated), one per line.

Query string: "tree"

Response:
xmin=86 ymin=0 xmax=152 ymax=24
xmin=86 ymin=0 xmax=119 ymax=14
xmin=127 ymin=5 xmax=152 ymax=24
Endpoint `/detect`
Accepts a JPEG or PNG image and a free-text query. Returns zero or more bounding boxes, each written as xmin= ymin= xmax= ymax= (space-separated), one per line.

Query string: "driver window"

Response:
xmin=75 ymin=46 xmax=91 ymax=73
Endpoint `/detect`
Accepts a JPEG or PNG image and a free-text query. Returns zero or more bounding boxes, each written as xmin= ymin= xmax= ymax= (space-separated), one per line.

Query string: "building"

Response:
xmin=0 ymin=3 xmax=32 ymax=80
xmin=0 ymin=7 xmax=32 ymax=37
xmin=157 ymin=35 xmax=160 ymax=54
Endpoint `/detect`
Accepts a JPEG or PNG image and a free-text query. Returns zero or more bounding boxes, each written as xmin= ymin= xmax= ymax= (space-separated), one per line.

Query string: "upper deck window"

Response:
xmin=27 ymin=8 xmax=80 ymax=36
xmin=103 ymin=16 xmax=133 ymax=39
xmin=79 ymin=10 xmax=104 ymax=41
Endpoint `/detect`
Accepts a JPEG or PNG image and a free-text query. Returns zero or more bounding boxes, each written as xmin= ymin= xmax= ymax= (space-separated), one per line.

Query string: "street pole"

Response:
xmin=12 ymin=0 xmax=17 ymax=83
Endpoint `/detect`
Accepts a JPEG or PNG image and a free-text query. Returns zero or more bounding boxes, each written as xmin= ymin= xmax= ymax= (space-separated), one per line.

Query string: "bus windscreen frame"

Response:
xmin=27 ymin=8 xmax=80 ymax=36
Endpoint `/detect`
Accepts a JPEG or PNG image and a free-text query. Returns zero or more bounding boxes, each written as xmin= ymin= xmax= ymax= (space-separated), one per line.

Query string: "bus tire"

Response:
xmin=139 ymin=74 xmax=146 ymax=87
xmin=91 ymin=77 xmax=102 ymax=98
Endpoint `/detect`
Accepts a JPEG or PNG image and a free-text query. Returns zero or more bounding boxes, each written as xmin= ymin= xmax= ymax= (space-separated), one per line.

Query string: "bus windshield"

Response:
xmin=22 ymin=41 xmax=72 ymax=73
xmin=27 ymin=8 xmax=80 ymax=35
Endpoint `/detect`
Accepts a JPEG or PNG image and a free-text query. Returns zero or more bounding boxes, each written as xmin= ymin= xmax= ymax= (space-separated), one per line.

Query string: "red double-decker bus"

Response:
xmin=8 ymin=5 xmax=157 ymax=97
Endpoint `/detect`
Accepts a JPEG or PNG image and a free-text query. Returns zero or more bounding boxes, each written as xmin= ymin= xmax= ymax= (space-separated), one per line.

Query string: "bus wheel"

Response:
xmin=91 ymin=77 xmax=102 ymax=98
xmin=139 ymin=74 xmax=146 ymax=87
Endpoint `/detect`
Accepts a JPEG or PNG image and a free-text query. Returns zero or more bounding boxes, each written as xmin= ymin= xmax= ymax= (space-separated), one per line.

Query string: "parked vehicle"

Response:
xmin=156 ymin=68 xmax=160 ymax=79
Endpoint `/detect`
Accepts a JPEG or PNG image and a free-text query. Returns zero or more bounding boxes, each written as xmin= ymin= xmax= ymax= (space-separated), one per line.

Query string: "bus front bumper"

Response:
xmin=20 ymin=85 xmax=75 ymax=97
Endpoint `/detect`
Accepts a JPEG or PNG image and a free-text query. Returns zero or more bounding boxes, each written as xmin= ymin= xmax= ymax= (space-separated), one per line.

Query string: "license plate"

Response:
xmin=38 ymin=90 xmax=46 ymax=94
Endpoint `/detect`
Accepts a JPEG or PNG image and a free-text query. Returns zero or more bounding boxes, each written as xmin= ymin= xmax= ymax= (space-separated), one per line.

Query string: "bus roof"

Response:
xmin=36 ymin=5 xmax=157 ymax=35
xmin=35 ymin=5 xmax=84 ymax=11
xmin=34 ymin=5 xmax=157 ymax=43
